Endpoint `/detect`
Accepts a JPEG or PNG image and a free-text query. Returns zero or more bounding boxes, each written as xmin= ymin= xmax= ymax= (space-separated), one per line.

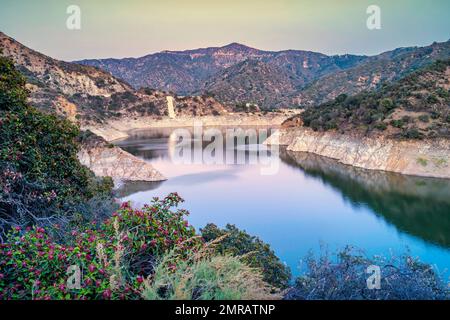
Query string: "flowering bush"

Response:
xmin=0 ymin=193 xmax=202 ymax=300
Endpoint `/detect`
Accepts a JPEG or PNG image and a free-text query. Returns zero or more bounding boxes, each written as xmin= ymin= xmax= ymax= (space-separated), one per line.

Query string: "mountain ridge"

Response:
xmin=76 ymin=39 xmax=450 ymax=108
xmin=76 ymin=42 xmax=367 ymax=99
xmin=0 ymin=31 xmax=232 ymax=124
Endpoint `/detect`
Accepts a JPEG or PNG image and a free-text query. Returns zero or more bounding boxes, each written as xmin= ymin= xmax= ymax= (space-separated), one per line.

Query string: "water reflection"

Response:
xmin=115 ymin=181 xmax=163 ymax=198
xmin=280 ymin=149 xmax=450 ymax=248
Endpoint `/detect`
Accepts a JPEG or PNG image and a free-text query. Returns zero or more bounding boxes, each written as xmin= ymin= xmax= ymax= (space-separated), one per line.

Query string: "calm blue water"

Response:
xmin=116 ymin=127 xmax=450 ymax=277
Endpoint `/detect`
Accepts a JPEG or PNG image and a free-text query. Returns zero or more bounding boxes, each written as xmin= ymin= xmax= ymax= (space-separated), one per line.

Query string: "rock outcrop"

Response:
xmin=78 ymin=146 xmax=166 ymax=183
xmin=265 ymin=128 xmax=450 ymax=179
xmin=77 ymin=132 xmax=165 ymax=184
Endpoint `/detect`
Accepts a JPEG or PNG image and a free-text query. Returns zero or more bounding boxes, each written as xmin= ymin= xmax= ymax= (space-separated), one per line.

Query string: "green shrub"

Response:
xmin=390 ymin=119 xmax=404 ymax=128
xmin=200 ymin=224 xmax=291 ymax=289
xmin=379 ymin=98 xmax=394 ymax=111
xmin=416 ymin=157 xmax=428 ymax=166
xmin=418 ymin=115 xmax=430 ymax=123
xmin=374 ymin=122 xmax=387 ymax=131
xmin=427 ymin=94 xmax=439 ymax=104
xmin=403 ymin=128 xmax=423 ymax=139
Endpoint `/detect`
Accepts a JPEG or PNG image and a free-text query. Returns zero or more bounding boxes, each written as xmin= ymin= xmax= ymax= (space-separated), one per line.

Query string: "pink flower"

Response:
xmin=88 ymin=264 xmax=95 ymax=273
xmin=137 ymin=276 xmax=144 ymax=284
xmin=103 ymin=289 xmax=112 ymax=299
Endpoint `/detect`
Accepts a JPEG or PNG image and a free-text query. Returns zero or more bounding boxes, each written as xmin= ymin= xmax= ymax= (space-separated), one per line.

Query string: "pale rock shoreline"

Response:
xmin=82 ymin=112 xmax=299 ymax=142
xmin=264 ymin=127 xmax=450 ymax=179
xmin=77 ymin=134 xmax=166 ymax=185
xmin=78 ymin=145 xmax=166 ymax=183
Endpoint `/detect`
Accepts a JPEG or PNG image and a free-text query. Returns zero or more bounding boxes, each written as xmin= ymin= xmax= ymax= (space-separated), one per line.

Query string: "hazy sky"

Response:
xmin=1 ymin=0 xmax=449 ymax=61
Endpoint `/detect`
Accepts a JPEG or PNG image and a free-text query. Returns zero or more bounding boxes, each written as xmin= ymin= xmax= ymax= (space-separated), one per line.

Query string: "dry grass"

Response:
xmin=142 ymin=236 xmax=282 ymax=300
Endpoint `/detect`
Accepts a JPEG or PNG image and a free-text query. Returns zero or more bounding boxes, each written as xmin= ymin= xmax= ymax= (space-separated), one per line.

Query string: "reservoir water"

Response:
xmin=115 ymin=126 xmax=450 ymax=277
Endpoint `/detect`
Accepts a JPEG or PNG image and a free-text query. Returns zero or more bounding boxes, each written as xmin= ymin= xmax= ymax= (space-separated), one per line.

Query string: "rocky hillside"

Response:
xmin=296 ymin=40 xmax=450 ymax=106
xmin=77 ymin=40 xmax=450 ymax=109
xmin=77 ymin=43 xmax=366 ymax=103
xmin=201 ymin=59 xmax=298 ymax=109
xmin=0 ymin=31 xmax=232 ymax=124
xmin=287 ymin=59 xmax=450 ymax=140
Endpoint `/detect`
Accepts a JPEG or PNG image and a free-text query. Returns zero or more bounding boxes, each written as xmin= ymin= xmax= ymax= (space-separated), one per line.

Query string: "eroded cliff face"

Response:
xmin=78 ymin=144 xmax=166 ymax=184
xmin=265 ymin=128 xmax=450 ymax=179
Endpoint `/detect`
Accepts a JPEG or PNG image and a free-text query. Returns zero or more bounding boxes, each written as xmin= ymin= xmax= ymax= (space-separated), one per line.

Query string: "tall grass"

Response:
xmin=142 ymin=238 xmax=280 ymax=300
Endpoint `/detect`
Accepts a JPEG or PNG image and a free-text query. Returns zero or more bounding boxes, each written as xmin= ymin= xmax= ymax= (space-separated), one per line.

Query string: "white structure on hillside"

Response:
xmin=166 ymin=96 xmax=176 ymax=119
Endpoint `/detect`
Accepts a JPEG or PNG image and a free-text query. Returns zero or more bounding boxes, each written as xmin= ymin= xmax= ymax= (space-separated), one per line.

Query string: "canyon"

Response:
xmin=1 ymin=30 xmax=449 ymax=181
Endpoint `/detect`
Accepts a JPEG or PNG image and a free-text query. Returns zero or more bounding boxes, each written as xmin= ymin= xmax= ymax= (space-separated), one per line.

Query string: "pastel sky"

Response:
xmin=0 ymin=0 xmax=449 ymax=61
